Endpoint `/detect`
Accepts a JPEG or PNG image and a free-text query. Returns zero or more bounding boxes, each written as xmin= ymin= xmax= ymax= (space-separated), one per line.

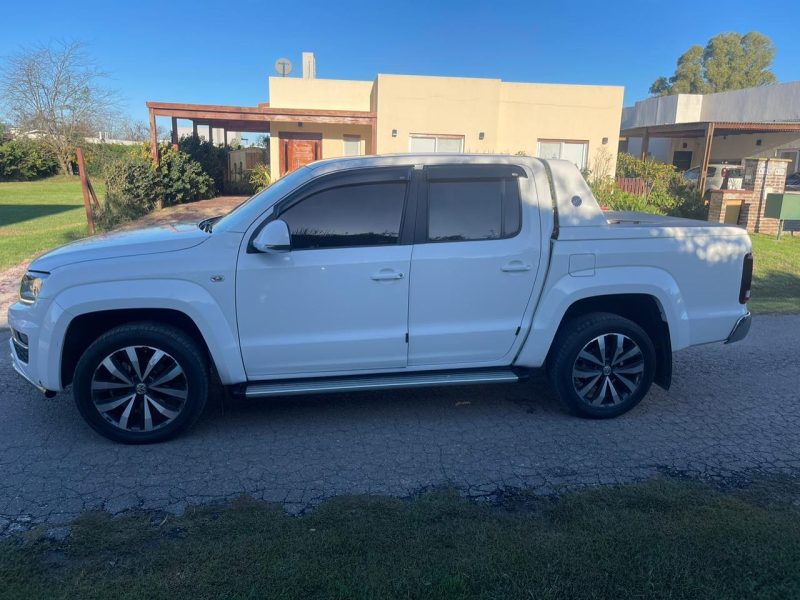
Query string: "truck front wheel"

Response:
xmin=549 ymin=313 xmax=656 ymax=418
xmin=72 ymin=322 xmax=209 ymax=443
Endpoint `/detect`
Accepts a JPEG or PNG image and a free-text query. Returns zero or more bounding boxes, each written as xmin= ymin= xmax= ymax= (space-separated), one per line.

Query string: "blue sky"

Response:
xmin=1 ymin=0 xmax=797 ymax=123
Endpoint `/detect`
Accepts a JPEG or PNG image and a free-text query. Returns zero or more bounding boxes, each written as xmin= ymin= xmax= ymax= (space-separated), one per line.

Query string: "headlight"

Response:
xmin=19 ymin=272 xmax=49 ymax=304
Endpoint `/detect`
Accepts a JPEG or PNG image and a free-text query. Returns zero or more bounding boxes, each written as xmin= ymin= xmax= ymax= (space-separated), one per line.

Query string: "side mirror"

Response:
xmin=253 ymin=219 xmax=291 ymax=253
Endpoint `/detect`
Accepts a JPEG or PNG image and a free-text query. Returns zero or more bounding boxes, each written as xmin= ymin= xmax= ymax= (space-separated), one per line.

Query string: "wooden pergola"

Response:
xmin=146 ymin=101 xmax=377 ymax=163
xmin=621 ymin=121 xmax=800 ymax=193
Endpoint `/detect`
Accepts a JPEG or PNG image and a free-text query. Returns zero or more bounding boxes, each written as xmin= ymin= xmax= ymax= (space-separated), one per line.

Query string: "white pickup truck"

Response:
xmin=8 ymin=155 xmax=753 ymax=443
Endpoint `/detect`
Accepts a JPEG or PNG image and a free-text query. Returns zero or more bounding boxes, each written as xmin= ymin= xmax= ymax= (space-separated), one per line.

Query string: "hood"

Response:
xmin=29 ymin=223 xmax=210 ymax=272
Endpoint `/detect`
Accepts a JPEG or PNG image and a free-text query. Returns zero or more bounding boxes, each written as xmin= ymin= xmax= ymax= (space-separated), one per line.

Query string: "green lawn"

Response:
xmin=0 ymin=176 xmax=103 ymax=271
xmin=2 ymin=478 xmax=799 ymax=599
xmin=749 ymin=232 xmax=800 ymax=313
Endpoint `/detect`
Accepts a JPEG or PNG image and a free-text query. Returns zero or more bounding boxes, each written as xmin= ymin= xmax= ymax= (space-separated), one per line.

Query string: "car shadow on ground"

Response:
xmin=195 ymin=373 xmax=567 ymax=433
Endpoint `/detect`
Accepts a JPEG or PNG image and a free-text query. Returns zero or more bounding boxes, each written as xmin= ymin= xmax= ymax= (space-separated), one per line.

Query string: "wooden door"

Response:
xmin=280 ymin=133 xmax=322 ymax=175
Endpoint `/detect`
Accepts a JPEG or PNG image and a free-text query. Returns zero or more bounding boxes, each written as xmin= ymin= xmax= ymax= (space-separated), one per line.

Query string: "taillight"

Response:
xmin=739 ymin=253 xmax=753 ymax=304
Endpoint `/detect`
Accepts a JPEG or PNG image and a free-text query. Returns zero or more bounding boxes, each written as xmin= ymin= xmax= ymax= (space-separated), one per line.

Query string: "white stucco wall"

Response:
xmin=624 ymin=137 xmax=673 ymax=162
xmin=622 ymin=81 xmax=800 ymax=129
xmin=699 ymin=82 xmax=800 ymax=122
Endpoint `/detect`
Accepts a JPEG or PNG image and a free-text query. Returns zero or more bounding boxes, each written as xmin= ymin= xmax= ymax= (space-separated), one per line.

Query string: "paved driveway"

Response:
xmin=1 ymin=314 xmax=799 ymax=533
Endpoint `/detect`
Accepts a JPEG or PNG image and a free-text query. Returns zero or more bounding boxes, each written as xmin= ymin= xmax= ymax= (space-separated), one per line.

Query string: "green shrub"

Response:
xmin=84 ymin=142 xmax=140 ymax=178
xmin=0 ymin=138 xmax=59 ymax=181
xmin=248 ymin=164 xmax=271 ymax=192
xmin=158 ymin=147 xmax=215 ymax=206
xmin=593 ymin=188 xmax=664 ymax=215
xmin=588 ymin=153 xmax=707 ymax=220
xmin=96 ymin=146 xmax=215 ymax=229
xmin=96 ymin=157 xmax=161 ymax=230
xmin=178 ymin=136 xmax=228 ymax=194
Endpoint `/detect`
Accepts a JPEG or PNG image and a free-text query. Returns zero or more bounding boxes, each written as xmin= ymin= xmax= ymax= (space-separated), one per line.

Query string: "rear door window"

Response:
xmin=425 ymin=175 xmax=521 ymax=243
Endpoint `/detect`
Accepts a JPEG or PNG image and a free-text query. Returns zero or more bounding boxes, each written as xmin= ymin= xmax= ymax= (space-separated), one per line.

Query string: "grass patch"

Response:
xmin=749 ymin=232 xmax=800 ymax=313
xmin=2 ymin=478 xmax=799 ymax=599
xmin=0 ymin=176 xmax=104 ymax=271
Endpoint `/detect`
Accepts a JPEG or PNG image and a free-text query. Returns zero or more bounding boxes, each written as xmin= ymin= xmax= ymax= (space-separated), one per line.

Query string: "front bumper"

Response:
xmin=725 ymin=312 xmax=751 ymax=344
xmin=9 ymin=337 xmax=49 ymax=394
xmin=7 ymin=297 xmax=64 ymax=393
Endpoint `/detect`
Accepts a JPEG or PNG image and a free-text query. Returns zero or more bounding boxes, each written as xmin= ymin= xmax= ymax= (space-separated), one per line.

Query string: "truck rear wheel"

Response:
xmin=72 ymin=322 xmax=209 ymax=443
xmin=549 ymin=312 xmax=655 ymax=418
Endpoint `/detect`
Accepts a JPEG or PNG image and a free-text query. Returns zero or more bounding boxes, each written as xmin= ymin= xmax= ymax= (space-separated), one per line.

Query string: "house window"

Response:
xmin=537 ymin=140 xmax=589 ymax=170
xmin=343 ymin=135 xmax=362 ymax=157
xmin=409 ymin=134 xmax=464 ymax=153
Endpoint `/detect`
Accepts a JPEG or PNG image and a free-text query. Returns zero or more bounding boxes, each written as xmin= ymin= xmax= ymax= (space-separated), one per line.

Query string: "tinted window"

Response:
xmin=427 ymin=179 xmax=521 ymax=242
xmin=280 ymin=182 xmax=406 ymax=250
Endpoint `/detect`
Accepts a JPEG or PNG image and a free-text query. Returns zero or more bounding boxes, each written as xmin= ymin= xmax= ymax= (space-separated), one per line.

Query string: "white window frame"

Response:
xmin=537 ymin=139 xmax=589 ymax=170
xmin=343 ymin=135 xmax=362 ymax=157
xmin=409 ymin=134 xmax=465 ymax=153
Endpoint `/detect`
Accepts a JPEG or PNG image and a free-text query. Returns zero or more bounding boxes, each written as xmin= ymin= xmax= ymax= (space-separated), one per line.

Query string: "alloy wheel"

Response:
xmin=571 ymin=333 xmax=645 ymax=407
xmin=90 ymin=345 xmax=188 ymax=432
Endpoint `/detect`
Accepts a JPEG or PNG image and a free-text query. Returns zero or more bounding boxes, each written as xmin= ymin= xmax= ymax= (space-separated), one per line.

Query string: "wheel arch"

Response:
xmin=61 ymin=309 xmax=213 ymax=388
xmin=546 ymin=294 xmax=672 ymax=390
xmin=515 ymin=267 xmax=688 ymax=390
xmin=46 ymin=279 xmax=246 ymax=390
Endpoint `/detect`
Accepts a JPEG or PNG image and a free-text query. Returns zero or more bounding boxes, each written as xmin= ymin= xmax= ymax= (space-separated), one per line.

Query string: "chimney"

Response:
xmin=302 ymin=52 xmax=316 ymax=79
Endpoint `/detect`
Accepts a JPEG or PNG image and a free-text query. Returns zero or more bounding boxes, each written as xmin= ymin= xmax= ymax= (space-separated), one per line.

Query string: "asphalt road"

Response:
xmin=1 ymin=314 xmax=799 ymax=534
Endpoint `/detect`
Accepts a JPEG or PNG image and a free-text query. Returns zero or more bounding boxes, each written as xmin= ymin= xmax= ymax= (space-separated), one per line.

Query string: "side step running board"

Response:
xmin=244 ymin=369 xmax=520 ymax=398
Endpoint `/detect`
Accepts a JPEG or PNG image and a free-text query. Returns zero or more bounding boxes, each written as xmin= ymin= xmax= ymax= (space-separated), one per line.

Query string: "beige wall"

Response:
xmin=373 ymin=75 xmax=622 ymax=175
xmin=267 ymin=74 xmax=624 ymax=177
xmin=268 ymin=77 xmax=373 ymax=111
xmin=497 ymin=82 xmax=624 ymax=175
xmin=373 ymin=74 xmax=503 ymax=154
xmin=268 ymin=122 xmax=373 ymax=173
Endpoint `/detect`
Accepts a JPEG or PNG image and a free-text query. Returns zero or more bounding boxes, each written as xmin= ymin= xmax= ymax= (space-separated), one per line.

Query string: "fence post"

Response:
xmin=75 ymin=148 xmax=96 ymax=235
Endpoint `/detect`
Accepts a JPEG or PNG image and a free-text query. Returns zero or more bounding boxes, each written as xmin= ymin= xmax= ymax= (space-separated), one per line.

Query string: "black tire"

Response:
xmin=73 ymin=322 xmax=209 ymax=443
xmin=548 ymin=312 xmax=656 ymax=418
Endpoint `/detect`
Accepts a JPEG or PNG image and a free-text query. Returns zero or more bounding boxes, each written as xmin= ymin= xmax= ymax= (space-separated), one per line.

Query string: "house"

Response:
xmin=621 ymin=82 xmax=800 ymax=191
xmin=621 ymin=82 xmax=800 ymax=235
xmin=147 ymin=53 xmax=624 ymax=178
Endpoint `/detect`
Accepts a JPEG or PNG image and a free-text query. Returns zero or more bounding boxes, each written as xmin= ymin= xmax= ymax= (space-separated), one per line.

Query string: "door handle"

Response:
xmin=370 ymin=270 xmax=405 ymax=281
xmin=501 ymin=261 xmax=532 ymax=272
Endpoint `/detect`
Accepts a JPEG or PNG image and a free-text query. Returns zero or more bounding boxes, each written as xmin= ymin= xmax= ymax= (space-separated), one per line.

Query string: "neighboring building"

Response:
xmin=147 ymin=53 xmax=624 ymax=178
xmin=621 ymin=82 xmax=800 ymax=176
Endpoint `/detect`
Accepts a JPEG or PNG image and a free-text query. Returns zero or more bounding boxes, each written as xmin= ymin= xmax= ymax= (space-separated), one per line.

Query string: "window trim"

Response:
xmin=537 ymin=139 xmax=589 ymax=170
xmin=342 ymin=134 xmax=362 ymax=157
xmin=247 ymin=166 xmax=418 ymax=253
xmin=415 ymin=165 xmax=524 ymax=245
xmin=409 ymin=133 xmax=465 ymax=153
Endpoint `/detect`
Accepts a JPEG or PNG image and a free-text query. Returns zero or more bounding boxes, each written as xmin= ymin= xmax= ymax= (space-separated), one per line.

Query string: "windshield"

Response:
xmin=212 ymin=167 xmax=312 ymax=232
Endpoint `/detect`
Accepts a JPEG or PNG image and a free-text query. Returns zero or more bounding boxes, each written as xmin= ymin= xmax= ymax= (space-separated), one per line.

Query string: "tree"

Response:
xmin=650 ymin=32 xmax=776 ymax=96
xmin=0 ymin=41 xmax=118 ymax=174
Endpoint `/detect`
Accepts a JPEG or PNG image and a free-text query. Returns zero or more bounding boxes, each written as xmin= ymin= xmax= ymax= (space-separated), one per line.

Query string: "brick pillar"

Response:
xmin=739 ymin=157 xmax=790 ymax=234
xmin=708 ymin=190 xmax=751 ymax=226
